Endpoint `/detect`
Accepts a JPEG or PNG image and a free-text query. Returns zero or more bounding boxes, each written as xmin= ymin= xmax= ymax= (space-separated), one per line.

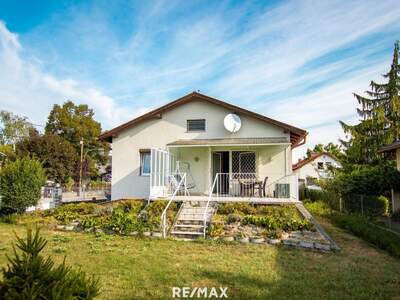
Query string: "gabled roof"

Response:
xmin=99 ymin=91 xmax=307 ymax=146
xmin=292 ymin=152 xmax=337 ymax=171
xmin=378 ymin=140 xmax=400 ymax=153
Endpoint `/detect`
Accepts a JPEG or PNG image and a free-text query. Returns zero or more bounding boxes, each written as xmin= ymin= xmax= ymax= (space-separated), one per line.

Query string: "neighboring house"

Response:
xmin=379 ymin=141 xmax=400 ymax=213
xmin=99 ymin=92 xmax=307 ymax=202
xmin=292 ymin=152 xmax=341 ymax=189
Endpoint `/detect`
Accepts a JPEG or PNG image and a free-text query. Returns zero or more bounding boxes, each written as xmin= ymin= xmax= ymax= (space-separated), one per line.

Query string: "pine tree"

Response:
xmin=340 ymin=42 xmax=400 ymax=164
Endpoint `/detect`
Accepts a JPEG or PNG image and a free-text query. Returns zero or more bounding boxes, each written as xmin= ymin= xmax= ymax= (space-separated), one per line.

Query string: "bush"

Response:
xmin=0 ymin=157 xmax=46 ymax=213
xmin=329 ymin=213 xmax=400 ymax=258
xmin=304 ymin=201 xmax=331 ymax=217
xmin=226 ymin=213 xmax=242 ymax=224
xmin=0 ymin=228 xmax=100 ymax=299
xmin=303 ymin=188 xmax=340 ymax=210
xmin=242 ymin=214 xmax=313 ymax=231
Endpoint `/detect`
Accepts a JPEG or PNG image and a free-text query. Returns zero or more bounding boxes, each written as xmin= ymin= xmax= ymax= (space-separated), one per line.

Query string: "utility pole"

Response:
xmin=79 ymin=139 xmax=84 ymax=196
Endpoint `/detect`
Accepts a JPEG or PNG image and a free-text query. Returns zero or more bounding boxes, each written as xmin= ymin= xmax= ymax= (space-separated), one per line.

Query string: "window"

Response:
xmin=317 ymin=162 xmax=324 ymax=170
xmin=232 ymin=151 xmax=256 ymax=173
xmin=326 ymin=162 xmax=332 ymax=168
xmin=187 ymin=119 xmax=206 ymax=131
xmin=140 ymin=150 xmax=151 ymax=176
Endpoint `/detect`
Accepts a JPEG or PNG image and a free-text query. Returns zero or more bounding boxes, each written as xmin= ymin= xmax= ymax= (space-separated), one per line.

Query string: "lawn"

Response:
xmin=0 ymin=220 xmax=399 ymax=300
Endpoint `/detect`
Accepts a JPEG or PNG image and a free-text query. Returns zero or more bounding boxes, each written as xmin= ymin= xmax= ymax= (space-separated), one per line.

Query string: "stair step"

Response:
xmin=174 ymin=224 xmax=204 ymax=228
xmin=171 ymin=231 xmax=203 ymax=235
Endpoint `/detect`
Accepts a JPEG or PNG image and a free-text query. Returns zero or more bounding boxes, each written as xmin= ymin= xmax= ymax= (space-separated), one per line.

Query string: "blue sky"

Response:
xmin=0 ymin=0 xmax=399 ymax=160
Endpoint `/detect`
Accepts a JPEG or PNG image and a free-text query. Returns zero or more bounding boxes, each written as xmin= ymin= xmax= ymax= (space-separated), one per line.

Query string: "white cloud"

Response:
xmin=0 ymin=21 xmax=146 ymax=130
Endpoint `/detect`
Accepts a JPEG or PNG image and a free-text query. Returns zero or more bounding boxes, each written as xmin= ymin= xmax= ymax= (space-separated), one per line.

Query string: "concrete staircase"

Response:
xmin=170 ymin=201 xmax=217 ymax=240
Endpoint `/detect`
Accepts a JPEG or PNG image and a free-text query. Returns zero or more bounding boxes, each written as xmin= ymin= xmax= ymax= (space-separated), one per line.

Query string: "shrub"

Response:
xmin=106 ymin=208 xmax=138 ymax=234
xmin=242 ymin=214 xmax=313 ymax=231
xmin=329 ymin=213 xmax=400 ymax=258
xmin=0 ymin=157 xmax=46 ymax=213
xmin=304 ymin=201 xmax=331 ymax=217
xmin=226 ymin=213 xmax=242 ymax=224
xmin=114 ymin=200 xmax=145 ymax=214
xmin=303 ymin=188 xmax=340 ymax=210
xmin=0 ymin=228 xmax=100 ymax=299
xmin=207 ymin=223 xmax=224 ymax=237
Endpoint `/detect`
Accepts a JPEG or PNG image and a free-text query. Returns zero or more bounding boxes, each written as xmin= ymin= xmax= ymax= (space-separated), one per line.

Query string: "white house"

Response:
xmin=99 ymin=92 xmax=307 ymax=202
xmin=292 ymin=152 xmax=341 ymax=188
xmin=379 ymin=141 xmax=400 ymax=213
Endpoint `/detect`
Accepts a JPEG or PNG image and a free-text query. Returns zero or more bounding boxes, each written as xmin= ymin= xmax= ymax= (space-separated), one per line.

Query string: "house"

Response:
xmin=99 ymin=92 xmax=307 ymax=203
xmin=379 ymin=141 xmax=400 ymax=213
xmin=292 ymin=152 xmax=341 ymax=189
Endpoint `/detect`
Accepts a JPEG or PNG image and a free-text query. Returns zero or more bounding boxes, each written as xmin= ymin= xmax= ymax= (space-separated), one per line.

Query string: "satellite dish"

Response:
xmin=224 ymin=113 xmax=241 ymax=133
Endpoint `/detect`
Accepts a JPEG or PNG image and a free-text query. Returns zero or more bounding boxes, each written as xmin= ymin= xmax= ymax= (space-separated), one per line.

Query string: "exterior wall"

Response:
xmin=293 ymin=154 xmax=341 ymax=183
xmin=111 ymin=100 xmax=291 ymax=200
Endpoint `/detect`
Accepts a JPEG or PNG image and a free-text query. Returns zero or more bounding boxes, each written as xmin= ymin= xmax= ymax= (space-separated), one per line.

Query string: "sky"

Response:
xmin=0 ymin=0 xmax=399 ymax=161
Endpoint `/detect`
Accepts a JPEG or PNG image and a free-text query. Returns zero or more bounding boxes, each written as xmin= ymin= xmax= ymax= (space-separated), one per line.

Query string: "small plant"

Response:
xmin=0 ymin=228 xmax=100 ymax=299
xmin=226 ymin=213 xmax=242 ymax=224
xmin=207 ymin=222 xmax=224 ymax=238
xmin=0 ymin=214 xmax=18 ymax=225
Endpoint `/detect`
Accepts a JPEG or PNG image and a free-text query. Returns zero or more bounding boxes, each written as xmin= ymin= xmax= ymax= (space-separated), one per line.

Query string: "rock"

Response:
xmin=84 ymin=228 xmax=93 ymax=233
xmin=143 ymin=231 xmax=151 ymax=237
xmin=250 ymin=237 xmax=264 ymax=244
xmin=237 ymin=237 xmax=249 ymax=243
xmin=56 ymin=225 xmax=65 ymax=230
xmin=152 ymin=232 xmax=162 ymax=238
xmin=128 ymin=231 xmax=138 ymax=236
xmin=283 ymin=238 xmax=299 ymax=247
xmin=95 ymin=228 xmax=104 ymax=234
xmin=314 ymin=243 xmax=331 ymax=251
xmin=64 ymin=225 xmax=74 ymax=231
xmin=70 ymin=221 xmax=79 ymax=227
xmin=268 ymin=238 xmax=281 ymax=245
xmin=281 ymin=232 xmax=289 ymax=239
xmin=223 ymin=236 xmax=235 ymax=242
xmin=299 ymin=241 xmax=314 ymax=249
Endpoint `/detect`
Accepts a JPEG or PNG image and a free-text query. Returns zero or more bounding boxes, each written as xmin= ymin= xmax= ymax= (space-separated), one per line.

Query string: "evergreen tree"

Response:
xmin=340 ymin=42 xmax=400 ymax=164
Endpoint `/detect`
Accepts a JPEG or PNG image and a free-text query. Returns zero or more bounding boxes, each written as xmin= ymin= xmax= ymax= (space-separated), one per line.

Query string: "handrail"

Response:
xmin=203 ymin=173 xmax=219 ymax=238
xmin=160 ymin=173 xmax=187 ymax=238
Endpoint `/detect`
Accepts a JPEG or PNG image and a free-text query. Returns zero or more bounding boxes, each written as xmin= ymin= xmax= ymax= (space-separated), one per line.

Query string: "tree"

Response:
xmin=45 ymin=101 xmax=109 ymax=177
xmin=340 ymin=42 xmax=400 ymax=164
xmin=306 ymin=143 xmax=343 ymax=159
xmin=0 ymin=228 xmax=100 ymax=299
xmin=0 ymin=111 xmax=34 ymax=148
xmin=0 ymin=157 xmax=46 ymax=213
xmin=16 ymin=132 xmax=78 ymax=184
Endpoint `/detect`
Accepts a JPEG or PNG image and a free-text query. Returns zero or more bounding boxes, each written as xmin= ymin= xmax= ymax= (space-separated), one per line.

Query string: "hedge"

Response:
xmin=330 ymin=213 xmax=400 ymax=258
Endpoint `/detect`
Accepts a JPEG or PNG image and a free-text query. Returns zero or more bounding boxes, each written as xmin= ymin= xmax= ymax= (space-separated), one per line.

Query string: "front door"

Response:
xmin=212 ymin=151 xmax=229 ymax=194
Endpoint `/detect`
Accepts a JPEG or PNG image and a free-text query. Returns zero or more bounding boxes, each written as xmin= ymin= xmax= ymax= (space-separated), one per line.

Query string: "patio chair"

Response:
xmin=253 ymin=176 xmax=268 ymax=197
xmin=238 ymin=178 xmax=255 ymax=197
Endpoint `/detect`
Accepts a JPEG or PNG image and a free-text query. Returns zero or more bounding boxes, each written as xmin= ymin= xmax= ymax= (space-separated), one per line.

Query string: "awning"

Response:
xmin=167 ymin=137 xmax=290 ymax=147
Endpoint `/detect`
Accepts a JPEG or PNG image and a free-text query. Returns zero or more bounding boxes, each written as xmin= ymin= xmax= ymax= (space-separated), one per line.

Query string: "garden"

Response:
xmin=206 ymin=203 xmax=332 ymax=250
xmin=2 ymin=200 xmax=181 ymax=238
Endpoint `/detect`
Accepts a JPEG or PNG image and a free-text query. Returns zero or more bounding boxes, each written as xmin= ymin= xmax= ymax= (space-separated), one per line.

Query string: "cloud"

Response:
xmin=1 ymin=0 xmax=400 ymax=163
xmin=0 ymin=21 xmax=146 ymax=130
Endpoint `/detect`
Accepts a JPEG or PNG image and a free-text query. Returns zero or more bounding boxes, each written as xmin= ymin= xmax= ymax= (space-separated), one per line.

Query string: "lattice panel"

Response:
xmin=232 ymin=151 xmax=255 ymax=173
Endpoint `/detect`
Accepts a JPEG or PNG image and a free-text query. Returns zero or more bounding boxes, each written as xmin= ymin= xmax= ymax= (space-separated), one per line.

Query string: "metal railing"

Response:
xmin=203 ymin=173 xmax=219 ymax=238
xmin=160 ymin=173 xmax=188 ymax=238
xmin=208 ymin=173 xmax=297 ymax=199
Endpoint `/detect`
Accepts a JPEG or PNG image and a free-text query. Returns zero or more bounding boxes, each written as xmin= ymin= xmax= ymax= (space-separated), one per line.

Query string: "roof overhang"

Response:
xmin=167 ymin=137 xmax=290 ymax=147
xmin=99 ymin=92 xmax=307 ymax=146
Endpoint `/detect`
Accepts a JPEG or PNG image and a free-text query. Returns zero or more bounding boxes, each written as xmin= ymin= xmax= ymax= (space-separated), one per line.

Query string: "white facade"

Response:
xmin=108 ymin=95 xmax=304 ymax=200
xmin=293 ymin=154 xmax=341 ymax=186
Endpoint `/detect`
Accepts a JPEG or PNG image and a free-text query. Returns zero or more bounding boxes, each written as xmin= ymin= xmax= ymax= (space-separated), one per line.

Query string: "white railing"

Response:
xmin=203 ymin=173 xmax=219 ymax=238
xmin=209 ymin=173 xmax=299 ymax=200
xmin=160 ymin=173 xmax=188 ymax=238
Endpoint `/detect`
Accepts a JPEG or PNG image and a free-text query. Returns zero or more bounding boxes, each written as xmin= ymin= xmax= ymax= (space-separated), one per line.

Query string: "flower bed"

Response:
xmin=208 ymin=203 xmax=331 ymax=251
xmin=15 ymin=200 xmax=181 ymax=236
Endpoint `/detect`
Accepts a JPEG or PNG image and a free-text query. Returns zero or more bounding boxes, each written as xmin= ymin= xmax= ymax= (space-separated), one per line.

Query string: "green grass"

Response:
xmin=0 ymin=221 xmax=400 ymax=300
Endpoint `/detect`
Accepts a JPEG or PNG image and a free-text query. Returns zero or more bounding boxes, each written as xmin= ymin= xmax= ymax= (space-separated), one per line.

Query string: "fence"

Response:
xmin=300 ymin=187 xmax=389 ymax=217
